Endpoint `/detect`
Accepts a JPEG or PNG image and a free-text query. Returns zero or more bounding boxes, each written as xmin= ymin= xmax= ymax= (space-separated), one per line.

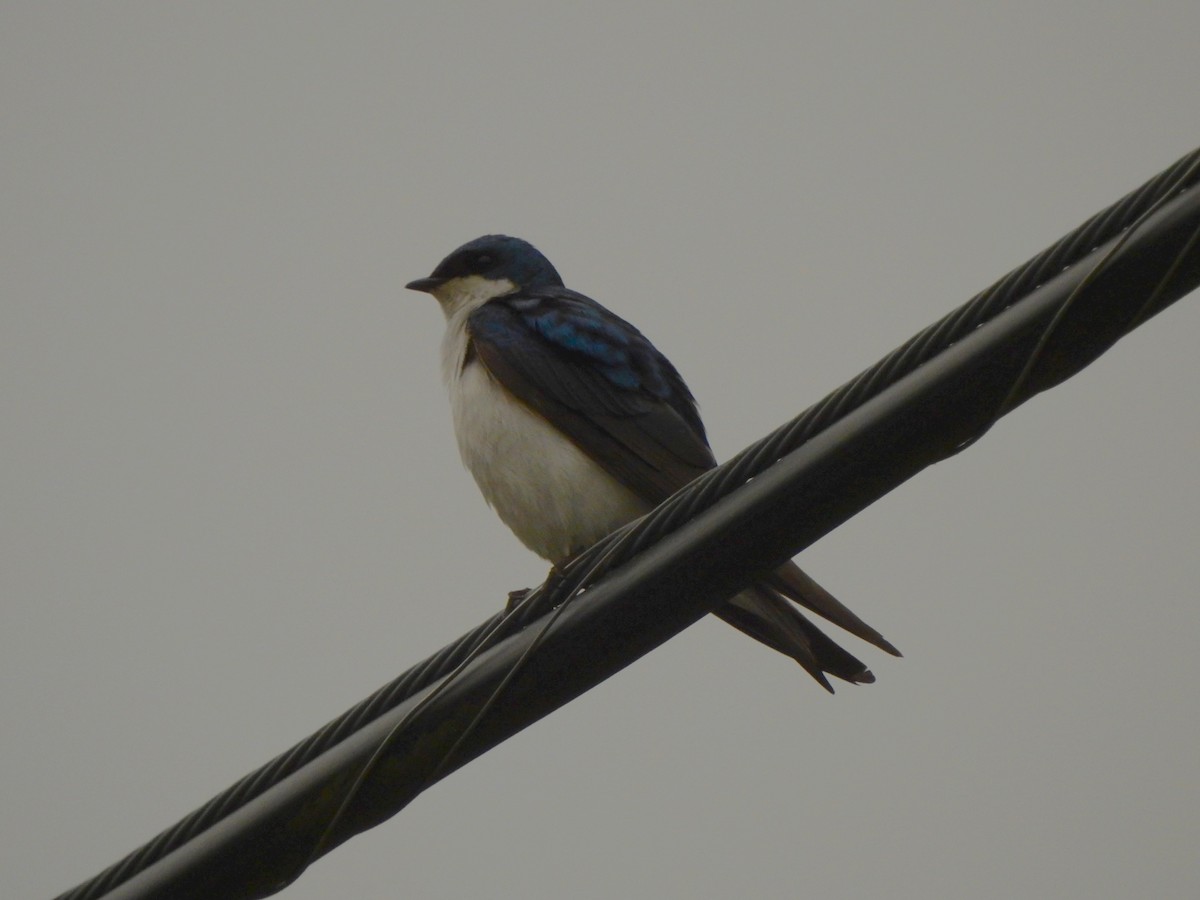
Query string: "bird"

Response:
xmin=406 ymin=234 xmax=899 ymax=691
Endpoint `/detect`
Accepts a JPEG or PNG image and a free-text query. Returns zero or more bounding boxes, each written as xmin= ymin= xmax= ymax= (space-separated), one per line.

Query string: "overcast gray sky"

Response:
xmin=4 ymin=4 xmax=1199 ymax=899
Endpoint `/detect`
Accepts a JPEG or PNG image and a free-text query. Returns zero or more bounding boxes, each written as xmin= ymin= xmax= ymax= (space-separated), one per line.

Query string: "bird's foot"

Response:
xmin=504 ymin=566 xmax=569 ymax=614
xmin=543 ymin=564 xmax=567 ymax=598
xmin=504 ymin=588 xmax=532 ymax=613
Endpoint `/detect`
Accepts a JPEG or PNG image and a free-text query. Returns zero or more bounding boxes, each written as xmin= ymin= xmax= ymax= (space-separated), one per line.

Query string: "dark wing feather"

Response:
xmin=468 ymin=290 xmax=716 ymax=503
xmin=713 ymin=588 xmax=879 ymax=692
xmin=766 ymin=562 xmax=902 ymax=657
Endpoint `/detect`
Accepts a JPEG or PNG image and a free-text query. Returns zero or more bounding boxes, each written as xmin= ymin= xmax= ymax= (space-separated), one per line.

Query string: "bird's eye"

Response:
xmin=473 ymin=253 xmax=495 ymax=270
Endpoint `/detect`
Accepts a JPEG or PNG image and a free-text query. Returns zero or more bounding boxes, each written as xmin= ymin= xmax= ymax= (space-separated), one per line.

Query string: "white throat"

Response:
xmin=432 ymin=275 xmax=516 ymax=386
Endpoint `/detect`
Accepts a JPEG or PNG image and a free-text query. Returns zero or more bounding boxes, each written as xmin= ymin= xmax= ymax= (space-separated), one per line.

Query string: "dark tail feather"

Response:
xmin=713 ymin=587 xmax=877 ymax=692
xmin=765 ymin=562 xmax=902 ymax=658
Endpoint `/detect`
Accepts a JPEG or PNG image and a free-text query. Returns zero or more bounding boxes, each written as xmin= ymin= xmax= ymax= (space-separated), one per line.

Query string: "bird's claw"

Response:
xmin=504 ymin=588 xmax=532 ymax=613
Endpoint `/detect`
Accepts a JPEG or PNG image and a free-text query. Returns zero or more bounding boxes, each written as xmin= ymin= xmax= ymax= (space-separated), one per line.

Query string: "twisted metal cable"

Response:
xmin=539 ymin=148 xmax=1200 ymax=608
xmin=54 ymin=146 xmax=1200 ymax=900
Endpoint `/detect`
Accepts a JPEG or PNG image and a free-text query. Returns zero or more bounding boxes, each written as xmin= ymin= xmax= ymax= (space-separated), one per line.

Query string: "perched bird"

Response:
xmin=407 ymin=235 xmax=899 ymax=690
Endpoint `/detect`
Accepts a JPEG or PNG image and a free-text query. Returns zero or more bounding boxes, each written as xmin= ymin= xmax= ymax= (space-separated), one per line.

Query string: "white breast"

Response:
xmin=440 ymin=298 xmax=648 ymax=563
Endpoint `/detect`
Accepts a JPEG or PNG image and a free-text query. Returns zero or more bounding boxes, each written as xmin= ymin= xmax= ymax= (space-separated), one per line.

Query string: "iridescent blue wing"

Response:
xmin=467 ymin=287 xmax=716 ymax=503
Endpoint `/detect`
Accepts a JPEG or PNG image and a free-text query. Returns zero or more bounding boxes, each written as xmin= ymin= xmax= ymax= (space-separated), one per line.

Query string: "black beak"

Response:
xmin=405 ymin=276 xmax=444 ymax=293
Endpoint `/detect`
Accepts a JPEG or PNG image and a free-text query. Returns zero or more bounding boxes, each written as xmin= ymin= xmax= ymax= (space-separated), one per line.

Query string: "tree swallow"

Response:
xmin=407 ymin=235 xmax=899 ymax=690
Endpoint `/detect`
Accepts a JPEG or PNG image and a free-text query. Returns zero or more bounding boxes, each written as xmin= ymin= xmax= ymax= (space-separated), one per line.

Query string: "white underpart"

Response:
xmin=433 ymin=275 xmax=649 ymax=563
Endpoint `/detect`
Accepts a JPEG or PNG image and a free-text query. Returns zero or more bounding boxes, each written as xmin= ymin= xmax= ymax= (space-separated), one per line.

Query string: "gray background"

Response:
xmin=4 ymin=4 xmax=1199 ymax=899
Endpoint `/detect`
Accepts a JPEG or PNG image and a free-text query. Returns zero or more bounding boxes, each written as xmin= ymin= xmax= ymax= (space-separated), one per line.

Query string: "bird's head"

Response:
xmin=406 ymin=235 xmax=563 ymax=317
